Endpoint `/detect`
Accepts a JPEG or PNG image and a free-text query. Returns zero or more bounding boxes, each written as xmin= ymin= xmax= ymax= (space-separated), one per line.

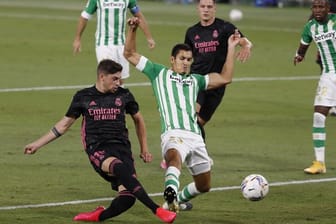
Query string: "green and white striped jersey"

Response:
xmin=301 ymin=14 xmax=336 ymax=73
xmin=136 ymin=56 xmax=209 ymax=135
xmin=82 ymin=0 xmax=137 ymax=46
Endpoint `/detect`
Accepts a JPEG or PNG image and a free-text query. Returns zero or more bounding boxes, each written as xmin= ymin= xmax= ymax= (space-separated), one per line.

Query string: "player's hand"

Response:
xmin=228 ymin=29 xmax=241 ymax=47
xmin=294 ymin=54 xmax=304 ymax=65
xmin=147 ymin=38 xmax=156 ymax=49
xmin=73 ymin=39 xmax=82 ymax=55
xmin=236 ymin=45 xmax=251 ymax=63
xmin=127 ymin=17 xmax=140 ymax=30
xmin=140 ymin=151 xmax=153 ymax=163
xmin=24 ymin=143 xmax=39 ymax=155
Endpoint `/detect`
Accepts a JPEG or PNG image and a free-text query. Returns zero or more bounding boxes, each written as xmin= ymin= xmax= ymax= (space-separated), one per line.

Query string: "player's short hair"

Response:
xmin=171 ymin=43 xmax=192 ymax=58
xmin=196 ymin=0 xmax=216 ymax=4
xmin=97 ymin=59 xmax=123 ymax=76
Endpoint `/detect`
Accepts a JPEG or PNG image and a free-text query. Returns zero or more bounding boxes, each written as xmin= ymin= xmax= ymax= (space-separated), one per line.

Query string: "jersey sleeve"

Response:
xmin=135 ymin=56 xmax=166 ymax=81
xmin=65 ymin=93 xmax=82 ymax=119
xmin=224 ymin=22 xmax=245 ymax=38
xmin=184 ymin=27 xmax=192 ymax=46
xmin=128 ymin=0 xmax=139 ymax=14
xmin=300 ymin=23 xmax=313 ymax=45
xmin=81 ymin=0 xmax=98 ymax=19
xmin=125 ymin=91 xmax=139 ymax=115
xmin=193 ymin=74 xmax=208 ymax=91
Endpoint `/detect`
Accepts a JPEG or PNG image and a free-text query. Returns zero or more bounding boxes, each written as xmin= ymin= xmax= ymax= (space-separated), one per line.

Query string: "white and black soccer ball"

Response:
xmin=241 ymin=174 xmax=269 ymax=201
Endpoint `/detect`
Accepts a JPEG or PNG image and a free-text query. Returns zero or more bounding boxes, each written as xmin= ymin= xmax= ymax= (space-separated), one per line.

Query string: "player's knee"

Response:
xmin=108 ymin=158 xmax=124 ymax=176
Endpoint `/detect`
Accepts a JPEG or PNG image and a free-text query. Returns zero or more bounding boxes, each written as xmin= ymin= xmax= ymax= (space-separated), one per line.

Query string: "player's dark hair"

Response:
xmin=97 ymin=59 xmax=123 ymax=76
xmin=171 ymin=43 xmax=192 ymax=58
xmin=196 ymin=0 xmax=216 ymax=4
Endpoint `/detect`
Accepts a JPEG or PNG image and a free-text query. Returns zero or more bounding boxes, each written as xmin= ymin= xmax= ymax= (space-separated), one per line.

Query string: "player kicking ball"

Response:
xmin=24 ymin=59 xmax=176 ymax=223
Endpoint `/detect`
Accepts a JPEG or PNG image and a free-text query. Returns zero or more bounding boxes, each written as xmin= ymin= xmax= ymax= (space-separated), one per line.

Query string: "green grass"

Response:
xmin=1 ymin=0 xmax=336 ymax=223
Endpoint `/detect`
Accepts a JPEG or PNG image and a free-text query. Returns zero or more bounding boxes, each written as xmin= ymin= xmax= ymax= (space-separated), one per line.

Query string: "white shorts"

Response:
xmin=314 ymin=73 xmax=336 ymax=107
xmin=161 ymin=129 xmax=211 ymax=175
xmin=96 ymin=45 xmax=130 ymax=79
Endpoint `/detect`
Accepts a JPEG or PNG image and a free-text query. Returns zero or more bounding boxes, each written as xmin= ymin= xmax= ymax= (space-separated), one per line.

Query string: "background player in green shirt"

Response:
xmin=73 ymin=0 xmax=155 ymax=81
xmin=124 ymin=17 xmax=240 ymax=212
xmin=294 ymin=0 xmax=336 ymax=174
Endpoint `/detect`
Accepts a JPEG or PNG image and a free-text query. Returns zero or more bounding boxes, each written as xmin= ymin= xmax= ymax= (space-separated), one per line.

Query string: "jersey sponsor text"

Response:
xmin=314 ymin=31 xmax=336 ymax=43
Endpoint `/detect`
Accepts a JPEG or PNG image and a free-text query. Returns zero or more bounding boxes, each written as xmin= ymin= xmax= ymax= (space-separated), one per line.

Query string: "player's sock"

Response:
xmin=178 ymin=182 xmax=200 ymax=203
xmin=99 ymin=190 xmax=136 ymax=220
xmin=110 ymin=159 xmax=159 ymax=213
xmin=164 ymin=166 xmax=180 ymax=194
xmin=312 ymin=112 xmax=326 ymax=162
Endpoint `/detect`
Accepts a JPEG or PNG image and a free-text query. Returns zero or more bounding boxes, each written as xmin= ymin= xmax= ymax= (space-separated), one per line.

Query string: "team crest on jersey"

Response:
xmin=115 ymin=98 xmax=122 ymax=106
xmin=314 ymin=30 xmax=336 ymax=43
xmin=213 ymin=30 xmax=219 ymax=38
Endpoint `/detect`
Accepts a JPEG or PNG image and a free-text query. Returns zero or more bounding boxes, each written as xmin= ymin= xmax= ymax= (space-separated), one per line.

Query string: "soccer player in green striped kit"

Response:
xmin=124 ymin=17 xmax=240 ymax=212
xmin=73 ymin=0 xmax=155 ymax=81
xmin=294 ymin=0 xmax=336 ymax=174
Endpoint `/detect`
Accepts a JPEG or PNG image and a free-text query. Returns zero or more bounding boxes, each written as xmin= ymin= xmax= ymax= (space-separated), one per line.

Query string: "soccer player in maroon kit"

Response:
xmin=184 ymin=0 xmax=252 ymax=135
xmin=24 ymin=59 xmax=176 ymax=223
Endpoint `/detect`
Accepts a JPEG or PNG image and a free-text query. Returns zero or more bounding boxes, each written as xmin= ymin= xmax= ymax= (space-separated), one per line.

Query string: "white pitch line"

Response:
xmin=0 ymin=11 xmax=300 ymax=33
xmin=1 ymin=177 xmax=336 ymax=211
xmin=0 ymin=76 xmax=319 ymax=93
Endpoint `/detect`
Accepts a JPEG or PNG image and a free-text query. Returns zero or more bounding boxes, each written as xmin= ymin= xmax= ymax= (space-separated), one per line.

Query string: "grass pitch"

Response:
xmin=1 ymin=0 xmax=336 ymax=223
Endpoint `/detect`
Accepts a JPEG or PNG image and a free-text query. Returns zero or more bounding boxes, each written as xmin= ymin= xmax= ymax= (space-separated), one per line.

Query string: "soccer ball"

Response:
xmin=241 ymin=174 xmax=269 ymax=201
xmin=229 ymin=9 xmax=243 ymax=21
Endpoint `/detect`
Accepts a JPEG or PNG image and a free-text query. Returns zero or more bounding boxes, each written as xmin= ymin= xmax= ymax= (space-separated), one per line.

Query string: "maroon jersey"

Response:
xmin=184 ymin=18 xmax=243 ymax=75
xmin=66 ymin=86 xmax=139 ymax=150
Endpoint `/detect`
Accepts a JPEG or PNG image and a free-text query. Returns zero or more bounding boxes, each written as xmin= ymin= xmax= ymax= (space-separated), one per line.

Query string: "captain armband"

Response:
xmin=51 ymin=127 xmax=62 ymax=138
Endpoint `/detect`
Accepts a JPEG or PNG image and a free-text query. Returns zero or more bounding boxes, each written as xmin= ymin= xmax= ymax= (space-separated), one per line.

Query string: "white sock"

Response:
xmin=165 ymin=166 xmax=180 ymax=193
xmin=312 ymin=112 xmax=326 ymax=163
xmin=178 ymin=182 xmax=200 ymax=202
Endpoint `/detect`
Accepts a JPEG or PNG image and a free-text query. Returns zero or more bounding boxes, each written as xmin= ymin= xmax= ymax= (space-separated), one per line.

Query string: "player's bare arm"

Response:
xmin=124 ymin=17 xmax=142 ymax=66
xmin=73 ymin=16 xmax=88 ymax=55
xmin=131 ymin=112 xmax=152 ymax=163
xmin=294 ymin=43 xmax=310 ymax=65
xmin=207 ymin=30 xmax=240 ymax=89
xmin=24 ymin=116 xmax=76 ymax=155
xmin=134 ymin=12 xmax=156 ymax=49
